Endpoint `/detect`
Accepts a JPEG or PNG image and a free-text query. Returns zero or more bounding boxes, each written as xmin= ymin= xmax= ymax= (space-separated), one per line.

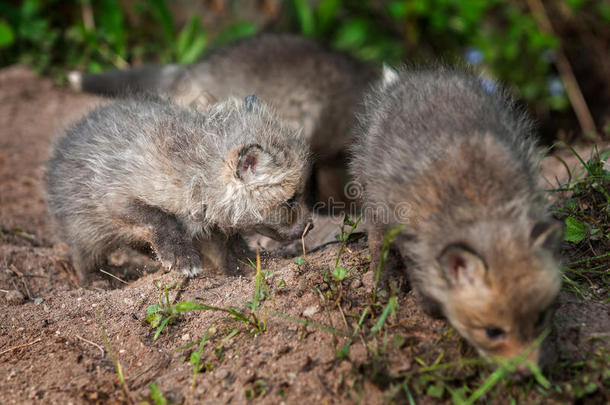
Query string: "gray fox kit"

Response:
xmin=350 ymin=67 xmax=563 ymax=367
xmin=46 ymin=95 xmax=312 ymax=283
xmin=69 ymin=34 xmax=378 ymax=205
xmin=70 ymin=34 xmax=377 ymax=161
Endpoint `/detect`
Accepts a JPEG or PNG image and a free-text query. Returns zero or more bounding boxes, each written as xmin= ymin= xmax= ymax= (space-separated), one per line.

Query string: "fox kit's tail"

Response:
xmin=68 ymin=65 xmax=183 ymax=97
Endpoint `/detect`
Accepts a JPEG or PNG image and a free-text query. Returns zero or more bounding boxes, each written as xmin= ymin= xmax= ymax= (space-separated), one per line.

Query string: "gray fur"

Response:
xmin=46 ymin=96 xmax=312 ymax=283
xmin=74 ymin=34 xmax=378 ymax=161
xmin=350 ymin=67 xmax=563 ymax=365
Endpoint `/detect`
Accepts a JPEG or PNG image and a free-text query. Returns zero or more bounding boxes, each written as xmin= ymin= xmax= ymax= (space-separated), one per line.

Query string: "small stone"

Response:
xmin=214 ymin=369 xmax=229 ymax=380
xmin=348 ymin=342 xmax=368 ymax=364
xmin=4 ymin=290 xmax=25 ymax=305
xmin=361 ymin=271 xmax=375 ymax=289
xmin=34 ymin=297 xmax=44 ymax=304
xmin=303 ymin=305 xmax=319 ymax=318
xmin=286 ymin=372 xmax=297 ymax=383
xmin=181 ymin=333 xmax=190 ymax=341
xmin=389 ymin=359 xmax=412 ymax=374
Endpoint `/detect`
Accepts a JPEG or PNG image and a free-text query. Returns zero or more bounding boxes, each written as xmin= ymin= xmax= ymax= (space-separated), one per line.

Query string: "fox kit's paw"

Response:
xmin=155 ymin=244 xmax=202 ymax=277
xmin=180 ymin=261 xmax=203 ymax=277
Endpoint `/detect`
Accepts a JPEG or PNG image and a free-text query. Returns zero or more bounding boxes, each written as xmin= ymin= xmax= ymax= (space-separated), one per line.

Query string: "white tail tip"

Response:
xmin=381 ymin=64 xmax=399 ymax=88
xmin=67 ymin=71 xmax=83 ymax=91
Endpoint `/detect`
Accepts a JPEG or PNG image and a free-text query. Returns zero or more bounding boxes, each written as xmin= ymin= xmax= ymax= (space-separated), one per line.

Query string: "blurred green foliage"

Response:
xmin=287 ymin=0 xmax=597 ymax=112
xmin=0 ymin=0 xmax=256 ymax=79
xmin=0 ymin=0 xmax=607 ymax=114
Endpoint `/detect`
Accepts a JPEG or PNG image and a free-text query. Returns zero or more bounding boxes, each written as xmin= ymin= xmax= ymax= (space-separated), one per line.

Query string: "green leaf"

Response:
xmin=564 ymin=217 xmax=586 ymax=243
xmin=173 ymin=301 xmax=209 ymax=313
xmin=149 ymin=0 xmax=174 ymax=42
xmin=0 ymin=21 xmax=14 ymax=48
xmin=370 ymin=296 xmax=398 ymax=335
xmin=336 ymin=342 xmax=350 ymax=359
xmin=526 ymin=361 xmax=551 ymax=389
xmin=149 ymin=382 xmax=168 ymax=405
xmin=214 ymin=21 xmax=257 ymax=48
xmin=294 ymin=256 xmax=306 ymax=265
xmin=191 ymin=328 xmax=211 ymax=387
xmin=98 ymin=0 xmax=126 ymax=57
xmin=332 ymin=266 xmax=348 ymax=281
xmin=153 ymin=317 xmax=171 ymax=340
xmin=20 ymin=0 xmax=41 ymax=18
xmin=387 ymin=1 xmax=408 ymax=19
xmin=315 ymin=0 xmax=340 ymax=32
xmin=565 ymin=0 xmax=587 ymax=11
xmin=178 ymin=34 xmax=207 ymax=64
xmin=147 ymin=313 xmax=163 ymax=328
xmin=189 ymin=351 xmax=200 ymax=366
xmin=176 ymin=16 xmax=207 ymax=64
xmin=333 ymin=18 xmax=369 ymax=50
xmin=426 ymin=383 xmax=444 ymax=398
xmin=146 ymin=304 xmax=163 ymax=315
xmin=292 ymin=0 xmax=315 ymax=36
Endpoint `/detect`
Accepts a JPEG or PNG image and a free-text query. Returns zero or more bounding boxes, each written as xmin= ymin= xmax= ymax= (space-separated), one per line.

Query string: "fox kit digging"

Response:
xmin=350 ymin=67 xmax=563 ymax=367
xmin=45 ymin=95 xmax=312 ymax=283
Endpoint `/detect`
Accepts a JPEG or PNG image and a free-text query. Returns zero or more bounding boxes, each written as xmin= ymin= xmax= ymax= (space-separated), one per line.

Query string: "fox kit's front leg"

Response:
xmin=125 ymin=200 xmax=202 ymax=277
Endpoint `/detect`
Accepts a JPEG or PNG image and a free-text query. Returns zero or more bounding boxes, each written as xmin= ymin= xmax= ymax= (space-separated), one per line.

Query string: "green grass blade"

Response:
xmin=370 ymin=296 xmax=398 ymax=335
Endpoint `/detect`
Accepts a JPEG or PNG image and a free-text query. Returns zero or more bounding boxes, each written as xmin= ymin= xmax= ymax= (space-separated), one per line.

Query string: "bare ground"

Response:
xmin=0 ymin=66 xmax=608 ymax=404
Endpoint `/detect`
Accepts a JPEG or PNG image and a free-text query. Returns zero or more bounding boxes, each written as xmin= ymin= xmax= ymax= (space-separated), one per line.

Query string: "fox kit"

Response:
xmin=46 ymin=95 xmax=312 ymax=283
xmin=70 ymin=34 xmax=378 ymax=206
xmin=350 ymin=67 xmax=563 ymax=367
xmin=71 ymin=34 xmax=376 ymax=161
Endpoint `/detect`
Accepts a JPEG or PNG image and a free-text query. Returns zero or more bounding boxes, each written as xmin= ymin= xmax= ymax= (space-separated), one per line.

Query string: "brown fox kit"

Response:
xmin=350 ymin=67 xmax=563 ymax=367
xmin=46 ymin=95 xmax=312 ymax=283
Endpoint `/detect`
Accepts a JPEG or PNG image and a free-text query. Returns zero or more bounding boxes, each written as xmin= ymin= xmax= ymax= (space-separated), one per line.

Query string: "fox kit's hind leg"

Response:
xmin=197 ymin=233 xmax=230 ymax=270
xmin=125 ymin=201 xmax=202 ymax=277
xmin=69 ymin=244 xmax=101 ymax=284
xmin=196 ymin=233 xmax=252 ymax=272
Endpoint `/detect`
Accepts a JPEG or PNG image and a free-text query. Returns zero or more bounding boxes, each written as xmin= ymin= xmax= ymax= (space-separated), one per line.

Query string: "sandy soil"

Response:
xmin=0 ymin=66 xmax=608 ymax=404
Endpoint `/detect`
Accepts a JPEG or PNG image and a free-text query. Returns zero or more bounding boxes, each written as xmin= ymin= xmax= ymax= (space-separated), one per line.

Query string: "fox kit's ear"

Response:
xmin=531 ymin=221 xmax=563 ymax=251
xmin=244 ymin=94 xmax=261 ymax=111
xmin=438 ymin=244 xmax=487 ymax=288
xmin=235 ymin=143 xmax=275 ymax=183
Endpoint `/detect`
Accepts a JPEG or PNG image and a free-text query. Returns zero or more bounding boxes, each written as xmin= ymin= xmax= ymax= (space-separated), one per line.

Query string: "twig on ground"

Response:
xmin=9 ymin=264 xmax=24 ymax=277
xmin=76 ymin=334 xmax=105 ymax=357
xmin=99 ymin=268 xmax=128 ymax=284
xmin=301 ymin=222 xmax=311 ymax=258
xmin=0 ymin=338 xmax=43 ymax=356
xmin=9 ymin=264 xmax=32 ymax=299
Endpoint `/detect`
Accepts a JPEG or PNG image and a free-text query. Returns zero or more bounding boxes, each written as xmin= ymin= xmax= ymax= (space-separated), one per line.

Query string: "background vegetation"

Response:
xmin=0 ymin=0 xmax=608 ymax=141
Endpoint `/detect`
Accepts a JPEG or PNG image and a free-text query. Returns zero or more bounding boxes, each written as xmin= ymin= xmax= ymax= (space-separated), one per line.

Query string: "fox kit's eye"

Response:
xmin=485 ymin=327 xmax=506 ymax=340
